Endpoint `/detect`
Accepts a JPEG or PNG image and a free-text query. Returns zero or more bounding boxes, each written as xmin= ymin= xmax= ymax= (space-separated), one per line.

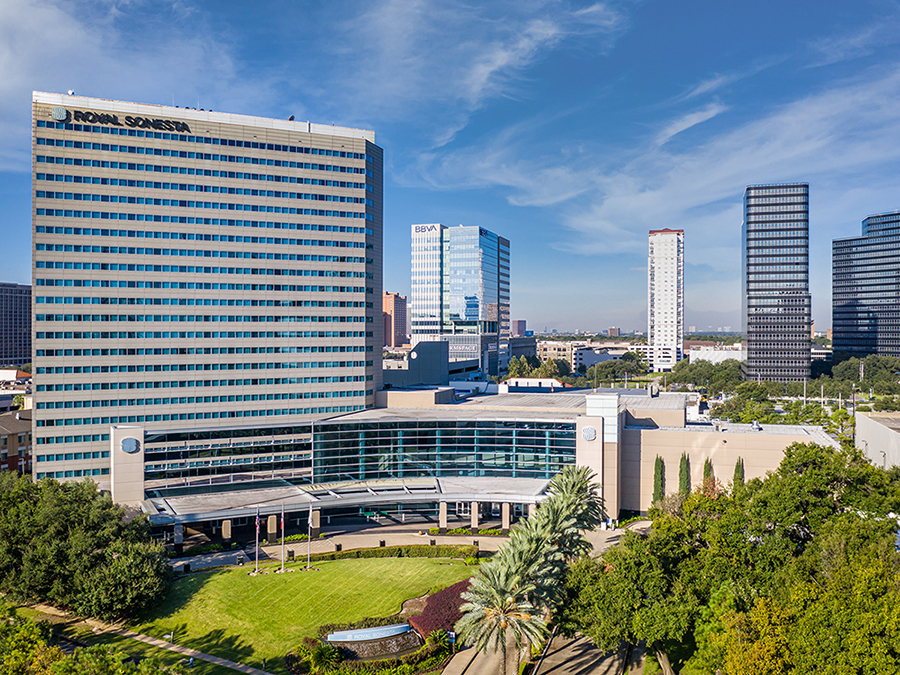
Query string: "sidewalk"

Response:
xmin=99 ymin=625 xmax=273 ymax=675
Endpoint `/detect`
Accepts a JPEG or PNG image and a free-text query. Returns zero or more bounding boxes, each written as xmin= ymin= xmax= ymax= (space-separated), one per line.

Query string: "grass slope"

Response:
xmin=130 ymin=557 xmax=472 ymax=673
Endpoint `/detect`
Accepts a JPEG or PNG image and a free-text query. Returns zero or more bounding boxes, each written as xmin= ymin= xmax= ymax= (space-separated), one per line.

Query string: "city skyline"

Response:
xmin=5 ymin=2 xmax=900 ymax=329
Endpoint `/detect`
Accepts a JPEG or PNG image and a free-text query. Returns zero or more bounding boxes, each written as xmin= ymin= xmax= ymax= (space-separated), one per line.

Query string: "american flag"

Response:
xmin=255 ymin=506 xmax=260 ymax=536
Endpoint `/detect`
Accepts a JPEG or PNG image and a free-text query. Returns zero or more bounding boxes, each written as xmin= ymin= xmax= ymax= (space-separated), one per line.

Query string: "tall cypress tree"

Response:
xmin=679 ymin=453 xmax=690 ymax=495
xmin=653 ymin=456 xmax=664 ymax=503
xmin=733 ymin=456 xmax=745 ymax=487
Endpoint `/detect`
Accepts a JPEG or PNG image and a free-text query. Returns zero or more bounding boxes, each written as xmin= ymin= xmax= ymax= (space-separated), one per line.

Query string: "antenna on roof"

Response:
xmin=67 ymin=90 xmax=75 ymax=96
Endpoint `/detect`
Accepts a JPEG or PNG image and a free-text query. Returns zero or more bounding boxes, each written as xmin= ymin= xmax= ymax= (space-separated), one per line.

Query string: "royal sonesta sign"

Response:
xmin=52 ymin=106 xmax=191 ymax=133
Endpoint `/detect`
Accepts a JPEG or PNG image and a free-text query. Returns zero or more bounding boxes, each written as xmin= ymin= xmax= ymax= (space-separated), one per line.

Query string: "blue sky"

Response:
xmin=3 ymin=0 xmax=900 ymax=331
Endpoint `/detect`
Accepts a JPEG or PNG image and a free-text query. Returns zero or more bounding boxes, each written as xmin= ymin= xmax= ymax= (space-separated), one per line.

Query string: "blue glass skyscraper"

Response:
xmin=411 ymin=224 xmax=509 ymax=376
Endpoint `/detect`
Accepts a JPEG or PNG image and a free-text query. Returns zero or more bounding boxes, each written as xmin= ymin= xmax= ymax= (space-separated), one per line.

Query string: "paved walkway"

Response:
xmin=535 ymin=635 xmax=627 ymax=675
xmin=172 ymin=520 xmax=646 ymax=572
xmin=99 ymin=626 xmax=273 ymax=675
xmin=29 ymin=604 xmax=271 ymax=675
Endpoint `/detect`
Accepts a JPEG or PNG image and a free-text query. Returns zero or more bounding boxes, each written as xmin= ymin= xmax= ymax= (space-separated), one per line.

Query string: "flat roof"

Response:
xmin=145 ymin=476 xmax=551 ymax=525
xmin=628 ymin=421 xmax=838 ymax=446
xmin=33 ymin=91 xmax=376 ymax=143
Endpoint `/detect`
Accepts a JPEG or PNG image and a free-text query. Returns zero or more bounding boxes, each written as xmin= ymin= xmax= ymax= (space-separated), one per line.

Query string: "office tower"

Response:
xmin=833 ymin=211 xmax=900 ymax=357
xmin=607 ymin=327 xmax=620 ymax=337
xmin=742 ymin=183 xmax=810 ymax=381
xmin=410 ymin=224 xmax=510 ymax=376
xmin=31 ymin=91 xmax=383 ymax=498
xmin=648 ymin=229 xmax=684 ymax=372
xmin=382 ymin=292 xmax=407 ymax=347
xmin=512 ymin=320 xmax=526 ymax=337
xmin=0 ymin=283 xmax=31 ymax=366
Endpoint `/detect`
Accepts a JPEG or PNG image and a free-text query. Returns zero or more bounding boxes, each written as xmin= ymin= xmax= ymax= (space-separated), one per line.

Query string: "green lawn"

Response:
xmin=130 ymin=557 xmax=473 ymax=673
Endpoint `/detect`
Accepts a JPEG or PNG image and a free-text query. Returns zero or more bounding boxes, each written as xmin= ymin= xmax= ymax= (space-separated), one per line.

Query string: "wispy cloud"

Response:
xmin=0 ymin=0 xmax=277 ymax=172
xmin=808 ymin=18 xmax=900 ymax=67
xmin=319 ymin=0 xmax=628 ymax=145
xmin=654 ymin=102 xmax=727 ymax=146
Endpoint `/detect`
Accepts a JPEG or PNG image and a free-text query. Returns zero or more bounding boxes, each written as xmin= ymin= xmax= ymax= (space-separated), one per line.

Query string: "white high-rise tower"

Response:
xmin=648 ymin=229 xmax=684 ymax=372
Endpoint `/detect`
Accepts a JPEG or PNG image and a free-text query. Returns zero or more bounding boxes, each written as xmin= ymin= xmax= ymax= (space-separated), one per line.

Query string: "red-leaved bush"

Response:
xmin=408 ymin=579 xmax=471 ymax=636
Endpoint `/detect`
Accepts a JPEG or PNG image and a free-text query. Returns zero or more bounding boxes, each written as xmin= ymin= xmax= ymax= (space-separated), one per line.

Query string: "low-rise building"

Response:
xmin=0 ymin=410 xmax=32 ymax=474
xmin=688 ymin=343 xmax=746 ymax=365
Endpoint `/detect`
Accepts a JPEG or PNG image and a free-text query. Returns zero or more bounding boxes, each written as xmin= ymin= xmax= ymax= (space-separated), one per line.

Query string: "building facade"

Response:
xmin=648 ymin=229 xmax=684 ymax=371
xmin=0 ymin=410 xmax=32 ymax=474
xmin=833 ymin=211 xmax=900 ymax=357
xmin=742 ymin=183 xmax=811 ymax=381
xmin=0 ymin=283 xmax=31 ymax=366
xmin=512 ymin=320 xmax=526 ymax=337
xmin=410 ymin=224 xmax=510 ymax=376
xmin=382 ymin=292 xmax=407 ymax=348
xmin=31 ymin=91 xmax=383 ymax=500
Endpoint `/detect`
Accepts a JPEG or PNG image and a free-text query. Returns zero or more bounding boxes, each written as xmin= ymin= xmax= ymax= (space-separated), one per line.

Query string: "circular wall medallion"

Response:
xmin=51 ymin=107 xmax=69 ymax=122
xmin=582 ymin=426 xmax=597 ymax=441
xmin=121 ymin=437 xmax=141 ymax=454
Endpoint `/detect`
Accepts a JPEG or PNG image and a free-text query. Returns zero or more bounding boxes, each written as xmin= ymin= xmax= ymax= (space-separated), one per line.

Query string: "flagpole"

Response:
xmin=280 ymin=502 xmax=285 ymax=573
xmin=255 ymin=505 xmax=260 ymax=574
xmin=307 ymin=508 xmax=312 ymax=570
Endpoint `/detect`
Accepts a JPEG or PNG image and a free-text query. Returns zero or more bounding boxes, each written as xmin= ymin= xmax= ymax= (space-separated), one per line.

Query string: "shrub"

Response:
xmin=309 ymin=544 xmax=477 ymax=563
xmin=464 ymin=556 xmax=480 ymax=566
xmin=476 ymin=528 xmax=503 ymax=536
xmin=446 ymin=527 xmax=472 ymax=535
xmin=408 ymin=579 xmax=471 ymax=636
xmin=428 ymin=527 xmax=441 ymax=535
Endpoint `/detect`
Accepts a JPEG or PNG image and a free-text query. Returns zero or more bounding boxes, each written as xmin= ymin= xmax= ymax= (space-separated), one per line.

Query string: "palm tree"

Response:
xmin=497 ymin=521 xmax=564 ymax=610
xmin=547 ymin=465 xmax=605 ymax=531
xmin=457 ymin=561 xmax=547 ymax=675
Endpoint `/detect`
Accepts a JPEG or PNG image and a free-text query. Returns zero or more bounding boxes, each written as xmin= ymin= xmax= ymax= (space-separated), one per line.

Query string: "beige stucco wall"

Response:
xmin=619 ymin=427 xmax=811 ymax=513
xmin=110 ymin=425 xmax=145 ymax=506
xmin=625 ymin=406 xmax=685 ymax=428
xmin=375 ymin=388 xmax=455 ymax=408
xmin=856 ymin=412 xmax=900 ymax=469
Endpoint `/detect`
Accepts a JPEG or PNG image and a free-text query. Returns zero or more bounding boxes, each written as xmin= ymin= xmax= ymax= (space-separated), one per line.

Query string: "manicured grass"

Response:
xmin=130 ymin=557 xmax=473 ymax=673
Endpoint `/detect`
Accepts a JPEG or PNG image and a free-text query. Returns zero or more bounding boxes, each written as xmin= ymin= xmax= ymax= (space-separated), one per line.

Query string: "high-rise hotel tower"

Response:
xmin=31 ymin=92 xmax=383 ymax=501
xmin=742 ymin=183 xmax=811 ymax=381
xmin=647 ymin=229 xmax=684 ymax=372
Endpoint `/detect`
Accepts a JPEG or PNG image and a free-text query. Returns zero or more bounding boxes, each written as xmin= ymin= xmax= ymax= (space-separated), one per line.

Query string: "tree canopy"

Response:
xmin=558 ymin=443 xmax=900 ymax=675
xmin=0 ymin=473 xmax=170 ymax=621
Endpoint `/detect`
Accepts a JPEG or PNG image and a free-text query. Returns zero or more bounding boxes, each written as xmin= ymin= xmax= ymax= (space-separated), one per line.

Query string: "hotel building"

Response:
xmin=31 ymin=91 xmax=383 ymax=503
xmin=410 ymin=224 xmax=510 ymax=376
xmin=833 ymin=211 xmax=900 ymax=357
xmin=742 ymin=183 xmax=811 ymax=381
xmin=647 ymin=229 xmax=684 ymax=371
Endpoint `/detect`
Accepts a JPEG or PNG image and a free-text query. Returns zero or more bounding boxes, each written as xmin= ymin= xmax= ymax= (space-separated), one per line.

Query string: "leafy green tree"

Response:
xmin=457 ymin=561 xmax=547 ymax=675
xmin=0 ymin=473 xmax=170 ymax=621
xmin=721 ymin=597 xmax=793 ymax=675
xmin=0 ymin=604 xmax=63 ymax=675
xmin=11 ymin=394 xmax=23 ymax=409
xmin=679 ymin=453 xmax=690 ymax=495
xmin=560 ymin=530 xmax=698 ymax=675
xmin=653 ymin=456 xmax=664 ymax=504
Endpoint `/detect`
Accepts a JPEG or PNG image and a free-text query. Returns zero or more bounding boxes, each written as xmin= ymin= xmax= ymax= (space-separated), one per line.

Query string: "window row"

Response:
xmin=35 ymin=261 xmax=371 ymax=278
xmin=37 ymin=205 xmax=372 ymax=221
xmin=37 ymin=345 xmax=373 ymax=357
xmin=36 ymin=150 xmax=374 ymax=177
xmin=36 ymin=120 xmax=375 ymax=162
xmin=37 ymin=279 xmax=368 ymax=293
xmin=36 ymin=190 xmax=372 ymax=207
xmin=37 ymin=359 xmax=370 ymax=374
xmin=37 ymin=173 xmax=371 ymax=193
xmin=37 ymin=297 xmax=369 ymax=309
xmin=36 ymin=329 xmax=370 ymax=339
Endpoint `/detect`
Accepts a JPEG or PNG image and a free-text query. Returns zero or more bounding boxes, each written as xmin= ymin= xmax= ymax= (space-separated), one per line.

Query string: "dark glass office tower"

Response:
xmin=833 ymin=211 xmax=900 ymax=357
xmin=742 ymin=183 xmax=811 ymax=381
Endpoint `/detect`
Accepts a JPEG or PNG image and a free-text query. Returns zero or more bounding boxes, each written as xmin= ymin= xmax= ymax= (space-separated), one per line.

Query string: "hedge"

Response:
xmin=308 ymin=544 xmax=478 ymax=562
